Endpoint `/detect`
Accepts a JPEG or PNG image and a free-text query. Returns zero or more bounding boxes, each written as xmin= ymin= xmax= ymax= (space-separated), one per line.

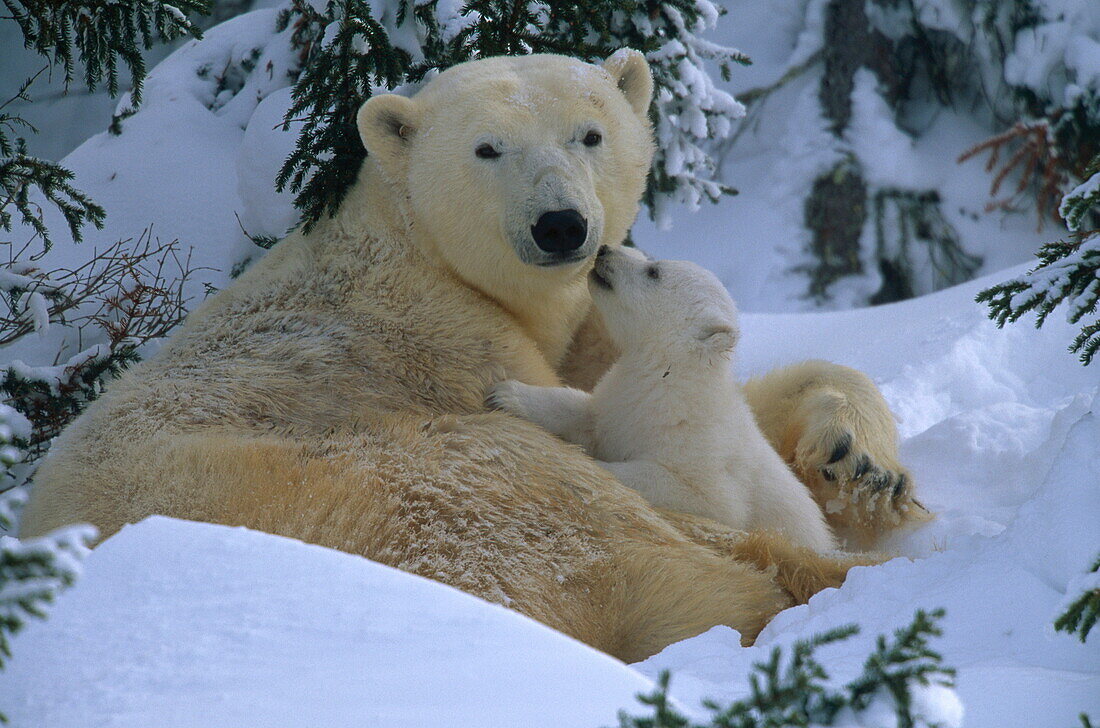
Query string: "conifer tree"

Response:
xmin=275 ymin=0 xmax=748 ymax=232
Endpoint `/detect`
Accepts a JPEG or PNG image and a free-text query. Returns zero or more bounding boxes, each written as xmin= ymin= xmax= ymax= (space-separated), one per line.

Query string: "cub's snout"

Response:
xmin=589 ymin=245 xmax=615 ymax=290
xmin=588 ymin=244 xmax=649 ymax=292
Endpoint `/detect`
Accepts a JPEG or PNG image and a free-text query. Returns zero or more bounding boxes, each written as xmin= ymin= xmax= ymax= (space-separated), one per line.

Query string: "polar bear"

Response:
xmin=490 ymin=246 xmax=836 ymax=552
xmin=22 ymin=51 xmax=915 ymax=661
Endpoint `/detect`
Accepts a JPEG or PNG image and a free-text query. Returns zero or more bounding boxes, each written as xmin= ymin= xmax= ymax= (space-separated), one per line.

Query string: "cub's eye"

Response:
xmin=475 ymin=143 xmax=501 ymax=159
xmin=583 ymin=130 xmax=602 ymax=147
xmin=646 ymin=265 xmax=660 ymax=280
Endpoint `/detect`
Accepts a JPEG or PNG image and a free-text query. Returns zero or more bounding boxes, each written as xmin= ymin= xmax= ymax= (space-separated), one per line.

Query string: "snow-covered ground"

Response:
xmin=2 ymin=2 xmax=1099 ymax=725
xmin=3 ymin=517 xmax=654 ymax=727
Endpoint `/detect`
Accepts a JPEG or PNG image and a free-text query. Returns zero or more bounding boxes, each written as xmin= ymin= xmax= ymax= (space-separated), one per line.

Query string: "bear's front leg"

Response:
xmin=487 ymin=380 xmax=596 ymax=450
xmin=743 ymin=360 xmax=932 ymax=548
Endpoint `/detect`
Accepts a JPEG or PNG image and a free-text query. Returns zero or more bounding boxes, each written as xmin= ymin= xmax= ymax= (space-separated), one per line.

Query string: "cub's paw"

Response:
xmin=485 ymin=380 xmax=534 ymax=420
xmin=794 ymin=420 xmax=932 ymax=541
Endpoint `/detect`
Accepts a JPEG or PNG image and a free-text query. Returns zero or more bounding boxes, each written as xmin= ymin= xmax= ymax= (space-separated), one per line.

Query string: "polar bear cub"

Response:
xmin=490 ymin=246 xmax=836 ymax=552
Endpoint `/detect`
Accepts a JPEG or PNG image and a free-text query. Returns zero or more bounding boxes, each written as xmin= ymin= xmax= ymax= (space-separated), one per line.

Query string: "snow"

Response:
xmin=1 ymin=517 xmax=654 ymax=728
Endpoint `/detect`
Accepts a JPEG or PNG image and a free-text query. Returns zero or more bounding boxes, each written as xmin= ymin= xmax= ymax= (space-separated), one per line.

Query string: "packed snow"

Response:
xmin=2 ymin=0 xmax=1099 ymax=725
xmin=2 ymin=517 xmax=653 ymax=728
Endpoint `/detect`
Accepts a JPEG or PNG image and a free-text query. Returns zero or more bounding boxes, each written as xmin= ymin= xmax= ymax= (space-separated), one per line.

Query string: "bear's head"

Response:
xmin=357 ymin=51 xmax=654 ymax=301
xmin=588 ymin=246 xmax=739 ymax=363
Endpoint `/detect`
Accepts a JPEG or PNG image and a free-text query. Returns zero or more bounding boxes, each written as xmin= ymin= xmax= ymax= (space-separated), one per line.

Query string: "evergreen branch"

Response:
xmin=0 ymin=488 xmax=96 ymax=724
xmin=0 ymin=231 xmax=201 ymax=449
xmin=0 ymin=144 xmax=106 ymax=251
xmin=1061 ymin=158 xmax=1100 ymax=232
xmin=3 ymin=0 xmax=211 ymax=103
xmin=846 ymin=608 xmax=955 ymax=728
xmin=615 ymin=610 xmax=956 ymax=728
xmin=977 ymin=230 xmax=1100 ymax=364
xmin=275 ymin=0 xmax=411 ymax=231
xmin=1054 ymin=553 xmax=1100 ymax=643
xmin=616 ymin=671 xmax=693 ymax=728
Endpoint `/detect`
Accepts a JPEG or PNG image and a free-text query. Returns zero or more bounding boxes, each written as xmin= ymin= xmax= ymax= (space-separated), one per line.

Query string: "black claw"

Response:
xmin=871 ymin=471 xmax=891 ymax=493
xmin=827 ymin=432 xmax=852 ymax=464
xmin=853 ymin=454 xmax=872 ymax=480
xmin=821 ymin=467 xmax=836 ymax=482
xmin=892 ymin=473 xmax=908 ymax=499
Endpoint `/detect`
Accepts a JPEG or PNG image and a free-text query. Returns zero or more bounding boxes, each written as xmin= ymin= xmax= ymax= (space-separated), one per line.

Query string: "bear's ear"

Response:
xmin=603 ymin=49 xmax=653 ymax=117
xmin=357 ymin=93 xmax=420 ymax=180
xmin=696 ymin=323 xmax=738 ymax=355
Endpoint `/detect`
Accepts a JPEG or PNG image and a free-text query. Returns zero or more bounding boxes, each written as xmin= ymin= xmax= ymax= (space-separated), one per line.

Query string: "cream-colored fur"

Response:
xmin=490 ymin=247 xmax=836 ymax=552
xmin=21 ymin=52 xmax=899 ymax=661
xmin=743 ymin=361 xmax=933 ymax=548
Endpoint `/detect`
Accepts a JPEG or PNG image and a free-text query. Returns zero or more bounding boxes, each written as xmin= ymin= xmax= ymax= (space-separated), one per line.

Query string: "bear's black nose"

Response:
xmin=531 ymin=209 xmax=588 ymax=254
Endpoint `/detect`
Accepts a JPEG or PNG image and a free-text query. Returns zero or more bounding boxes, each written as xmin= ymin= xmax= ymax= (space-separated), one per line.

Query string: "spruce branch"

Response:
xmin=0 ymin=487 xmax=96 ymax=724
xmin=976 ymin=230 xmax=1100 ymax=364
xmin=614 ymin=610 xmax=957 ymax=728
xmin=1054 ymin=553 xmax=1100 ymax=643
xmin=0 ymin=231 xmax=202 ymax=449
xmin=957 ymin=119 xmax=1067 ymax=230
xmin=978 ymin=157 xmax=1100 ymax=366
xmin=1061 ymin=158 xmax=1100 ymax=233
xmin=616 ymin=671 xmax=693 ymax=728
xmin=3 ymin=0 xmax=211 ymax=103
xmin=846 ymin=608 xmax=956 ymax=728
xmin=275 ymin=0 xmax=411 ymax=231
xmin=0 ymin=141 xmax=107 ymax=251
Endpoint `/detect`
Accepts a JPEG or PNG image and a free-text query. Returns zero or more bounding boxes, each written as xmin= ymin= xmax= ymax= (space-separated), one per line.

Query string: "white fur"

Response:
xmin=491 ymin=247 xmax=837 ymax=552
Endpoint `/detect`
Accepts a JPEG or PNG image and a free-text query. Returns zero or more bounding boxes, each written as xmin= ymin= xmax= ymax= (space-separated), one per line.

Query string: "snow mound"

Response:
xmin=1 ymin=517 xmax=653 ymax=728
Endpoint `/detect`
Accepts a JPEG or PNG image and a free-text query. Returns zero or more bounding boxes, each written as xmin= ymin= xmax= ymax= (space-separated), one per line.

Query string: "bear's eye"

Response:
xmin=475 ymin=143 xmax=501 ymax=159
xmin=583 ymin=130 xmax=602 ymax=147
xmin=646 ymin=265 xmax=660 ymax=280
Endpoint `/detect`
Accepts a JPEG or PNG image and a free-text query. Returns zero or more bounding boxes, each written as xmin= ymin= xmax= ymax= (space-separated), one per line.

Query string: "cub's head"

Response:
xmin=588 ymin=246 xmax=739 ymax=361
xmin=356 ymin=51 xmax=654 ymax=298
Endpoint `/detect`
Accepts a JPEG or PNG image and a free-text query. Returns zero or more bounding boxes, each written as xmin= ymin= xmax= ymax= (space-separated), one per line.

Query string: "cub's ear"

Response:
xmin=357 ymin=93 xmax=419 ymax=181
xmin=603 ymin=49 xmax=653 ymax=117
xmin=696 ymin=323 xmax=738 ymax=355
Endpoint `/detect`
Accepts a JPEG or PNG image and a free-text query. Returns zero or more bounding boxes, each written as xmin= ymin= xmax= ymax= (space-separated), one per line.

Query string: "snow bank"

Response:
xmin=1 ymin=516 xmax=653 ymax=728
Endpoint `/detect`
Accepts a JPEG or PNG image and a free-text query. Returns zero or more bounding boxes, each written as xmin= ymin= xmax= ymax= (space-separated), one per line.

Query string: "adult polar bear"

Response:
xmin=22 ymin=52 xmax=924 ymax=661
